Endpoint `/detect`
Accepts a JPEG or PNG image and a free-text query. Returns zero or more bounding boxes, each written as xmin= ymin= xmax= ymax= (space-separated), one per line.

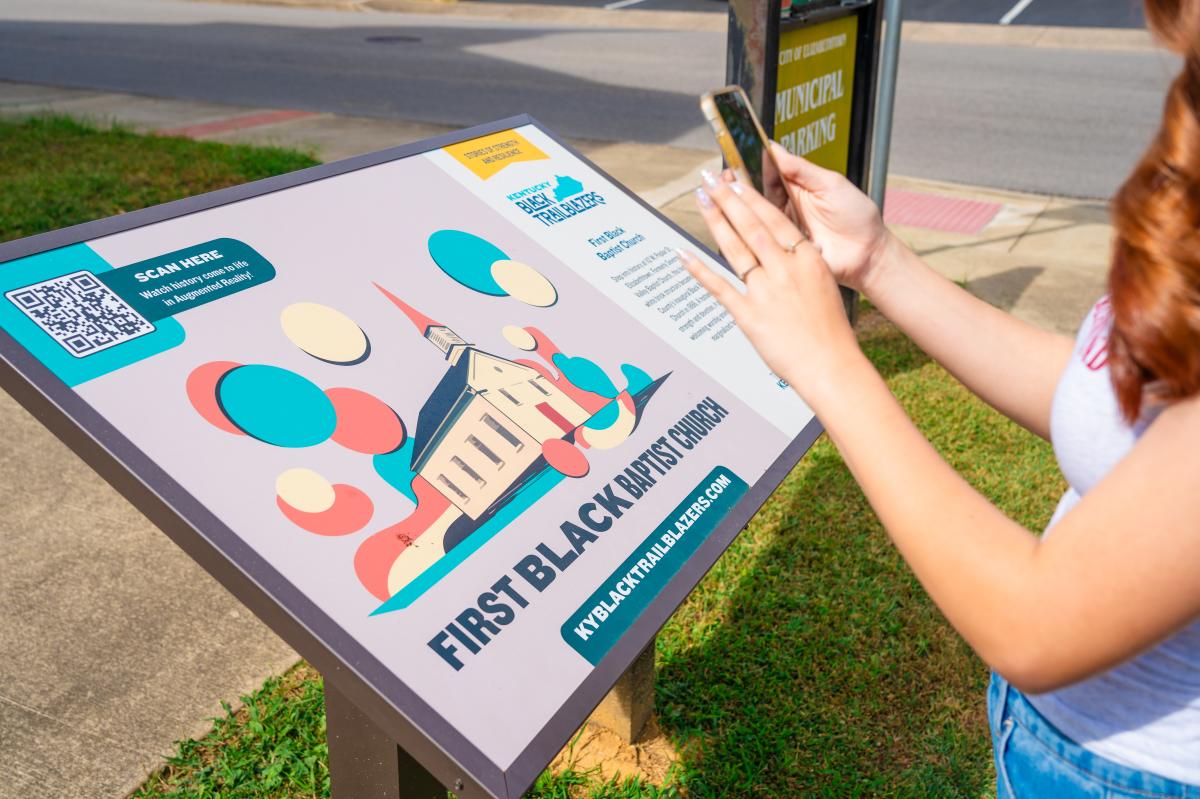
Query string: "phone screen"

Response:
xmin=709 ymin=90 xmax=791 ymax=214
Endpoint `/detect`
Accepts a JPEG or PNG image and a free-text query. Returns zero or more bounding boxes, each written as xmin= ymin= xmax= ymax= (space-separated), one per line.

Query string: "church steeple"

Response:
xmin=375 ymin=282 xmax=441 ymax=334
xmin=374 ymin=282 xmax=471 ymax=364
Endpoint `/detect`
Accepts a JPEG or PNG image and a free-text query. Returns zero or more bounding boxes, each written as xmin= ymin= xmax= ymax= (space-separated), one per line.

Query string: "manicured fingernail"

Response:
xmin=674 ymin=247 xmax=693 ymax=264
xmin=700 ymin=169 xmax=718 ymax=188
xmin=695 ymin=187 xmax=714 ymax=208
xmin=729 ymin=181 xmax=745 ymax=196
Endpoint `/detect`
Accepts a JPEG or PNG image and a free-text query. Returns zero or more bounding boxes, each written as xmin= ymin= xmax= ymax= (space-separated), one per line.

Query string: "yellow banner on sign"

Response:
xmin=443 ymin=130 xmax=549 ymax=180
xmin=775 ymin=15 xmax=859 ymax=175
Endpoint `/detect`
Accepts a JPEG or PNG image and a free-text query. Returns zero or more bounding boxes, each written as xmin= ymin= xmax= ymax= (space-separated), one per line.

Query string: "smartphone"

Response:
xmin=699 ymin=85 xmax=794 ymax=219
xmin=701 ymin=86 xmax=854 ymax=319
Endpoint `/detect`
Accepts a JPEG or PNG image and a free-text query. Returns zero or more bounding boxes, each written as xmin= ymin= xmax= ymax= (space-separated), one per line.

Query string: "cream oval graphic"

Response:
xmin=501 ymin=324 xmax=537 ymax=351
xmin=275 ymin=467 xmax=336 ymax=514
xmin=490 ymin=260 xmax=557 ymax=308
xmin=280 ymin=302 xmax=369 ymax=364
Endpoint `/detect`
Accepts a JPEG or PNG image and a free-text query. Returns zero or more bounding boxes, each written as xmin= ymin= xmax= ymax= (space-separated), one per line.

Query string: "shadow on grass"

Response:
xmin=855 ymin=306 xmax=933 ymax=382
xmin=649 ymin=310 xmax=1063 ymax=798
xmin=654 ymin=444 xmax=992 ymax=798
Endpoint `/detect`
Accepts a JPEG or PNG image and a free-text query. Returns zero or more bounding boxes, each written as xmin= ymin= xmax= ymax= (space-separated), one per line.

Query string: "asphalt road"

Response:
xmin=479 ymin=0 xmax=1147 ymax=28
xmin=0 ymin=0 xmax=1178 ymax=198
xmin=895 ymin=41 xmax=1173 ymax=198
xmin=903 ymin=0 xmax=1146 ymax=28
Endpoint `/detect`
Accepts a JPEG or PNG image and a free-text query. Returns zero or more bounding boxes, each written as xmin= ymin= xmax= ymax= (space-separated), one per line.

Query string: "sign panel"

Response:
xmin=0 ymin=118 xmax=822 ymax=797
xmin=775 ymin=13 xmax=860 ymax=173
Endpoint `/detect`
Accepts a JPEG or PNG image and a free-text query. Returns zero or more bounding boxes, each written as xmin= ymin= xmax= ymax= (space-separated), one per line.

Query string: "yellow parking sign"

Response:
xmin=775 ymin=14 xmax=859 ymax=174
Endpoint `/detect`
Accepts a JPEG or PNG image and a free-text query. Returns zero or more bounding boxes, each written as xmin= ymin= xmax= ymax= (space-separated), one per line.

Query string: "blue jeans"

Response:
xmin=988 ymin=672 xmax=1200 ymax=798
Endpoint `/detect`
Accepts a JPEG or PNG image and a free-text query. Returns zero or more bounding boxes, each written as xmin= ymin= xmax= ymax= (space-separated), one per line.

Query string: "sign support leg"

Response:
xmin=588 ymin=637 xmax=656 ymax=744
xmin=325 ymin=679 xmax=446 ymax=799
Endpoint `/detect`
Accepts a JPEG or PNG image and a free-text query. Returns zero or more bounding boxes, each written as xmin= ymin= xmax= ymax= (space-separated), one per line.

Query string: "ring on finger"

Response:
xmin=738 ymin=264 xmax=764 ymax=281
xmin=784 ymin=234 xmax=808 ymax=254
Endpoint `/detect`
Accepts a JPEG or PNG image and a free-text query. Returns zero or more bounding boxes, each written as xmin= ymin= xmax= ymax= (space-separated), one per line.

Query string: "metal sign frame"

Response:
xmin=0 ymin=115 xmax=824 ymax=799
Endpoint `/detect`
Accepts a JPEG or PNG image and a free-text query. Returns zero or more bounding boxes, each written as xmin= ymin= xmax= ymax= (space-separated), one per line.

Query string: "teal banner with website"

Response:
xmin=561 ymin=466 xmax=748 ymax=665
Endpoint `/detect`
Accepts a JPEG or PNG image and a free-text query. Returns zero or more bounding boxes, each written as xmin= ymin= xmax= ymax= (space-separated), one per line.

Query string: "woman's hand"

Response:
xmin=680 ymin=169 xmax=868 ymax=404
xmin=768 ymin=142 xmax=895 ymax=295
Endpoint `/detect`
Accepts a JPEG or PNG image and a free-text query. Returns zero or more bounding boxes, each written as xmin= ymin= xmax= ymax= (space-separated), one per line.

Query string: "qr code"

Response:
xmin=6 ymin=271 xmax=155 ymax=358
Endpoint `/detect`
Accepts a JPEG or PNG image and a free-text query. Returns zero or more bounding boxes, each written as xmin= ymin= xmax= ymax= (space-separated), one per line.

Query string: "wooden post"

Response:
xmin=587 ymin=638 xmax=656 ymax=744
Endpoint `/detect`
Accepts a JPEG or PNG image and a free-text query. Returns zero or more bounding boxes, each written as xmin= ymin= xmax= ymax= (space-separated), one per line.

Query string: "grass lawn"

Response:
xmin=0 ymin=115 xmax=317 ymax=243
xmin=2 ymin=116 xmax=1066 ymax=798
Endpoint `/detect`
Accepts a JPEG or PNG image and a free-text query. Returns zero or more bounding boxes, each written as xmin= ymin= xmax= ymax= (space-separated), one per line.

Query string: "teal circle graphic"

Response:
xmin=217 ymin=365 xmax=337 ymax=448
xmin=552 ymin=353 xmax=618 ymax=398
xmin=427 ymin=230 xmax=509 ymax=296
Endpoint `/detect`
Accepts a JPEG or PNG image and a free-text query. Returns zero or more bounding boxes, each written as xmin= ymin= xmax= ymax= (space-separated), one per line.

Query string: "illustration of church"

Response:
xmin=384 ymin=290 xmax=590 ymax=520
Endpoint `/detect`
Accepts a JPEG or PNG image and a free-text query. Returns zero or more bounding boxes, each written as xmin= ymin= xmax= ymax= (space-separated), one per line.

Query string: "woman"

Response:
xmin=678 ymin=1 xmax=1200 ymax=795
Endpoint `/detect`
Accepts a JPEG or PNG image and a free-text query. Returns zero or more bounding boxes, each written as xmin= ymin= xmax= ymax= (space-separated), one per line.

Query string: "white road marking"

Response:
xmin=999 ymin=0 xmax=1036 ymax=25
xmin=605 ymin=0 xmax=650 ymax=8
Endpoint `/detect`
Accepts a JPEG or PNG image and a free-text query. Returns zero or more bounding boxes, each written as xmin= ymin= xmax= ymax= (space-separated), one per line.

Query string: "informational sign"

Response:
xmin=0 ymin=118 xmax=822 ymax=798
xmin=775 ymin=14 xmax=860 ymax=173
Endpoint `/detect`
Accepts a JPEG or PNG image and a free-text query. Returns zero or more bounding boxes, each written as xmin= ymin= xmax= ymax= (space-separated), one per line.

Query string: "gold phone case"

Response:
xmin=699 ymin=85 xmax=778 ymax=178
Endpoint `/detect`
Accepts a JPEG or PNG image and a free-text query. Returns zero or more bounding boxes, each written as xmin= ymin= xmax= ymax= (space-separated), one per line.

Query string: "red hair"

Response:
xmin=1108 ymin=0 xmax=1200 ymax=420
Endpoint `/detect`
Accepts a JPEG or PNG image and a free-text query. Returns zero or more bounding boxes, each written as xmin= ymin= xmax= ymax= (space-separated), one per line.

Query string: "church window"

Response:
xmin=452 ymin=456 xmax=486 ymax=488
xmin=530 ymin=380 xmax=551 ymax=396
xmin=437 ymin=474 xmax=469 ymax=503
xmin=467 ymin=434 xmax=504 ymax=467
xmin=482 ymin=413 xmax=523 ymax=450
xmin=499 ymin=388 xmax=521 ymax=406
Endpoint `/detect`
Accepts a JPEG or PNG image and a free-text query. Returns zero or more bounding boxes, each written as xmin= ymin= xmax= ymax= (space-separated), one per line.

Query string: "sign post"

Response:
xmin=869 ymin=0 xmax=905 ymax=209
xmin=0 ymin=118 xmax=826 ymax=798
xmin=727 ymin=0 xmax=884 ymax=321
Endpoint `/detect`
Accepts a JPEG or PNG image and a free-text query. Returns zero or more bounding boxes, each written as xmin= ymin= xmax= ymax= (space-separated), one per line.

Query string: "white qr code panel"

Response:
xmin=6 ymin=271 xmax=155 ymax=358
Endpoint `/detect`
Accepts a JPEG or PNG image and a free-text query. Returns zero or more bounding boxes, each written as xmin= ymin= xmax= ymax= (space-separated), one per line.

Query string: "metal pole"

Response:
xmin=869 ymin=0 xmax=904 ymax=209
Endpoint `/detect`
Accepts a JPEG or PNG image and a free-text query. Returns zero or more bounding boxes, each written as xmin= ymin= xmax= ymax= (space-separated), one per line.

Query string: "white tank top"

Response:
xmin=1026 ymin=295 xmax=1200 ymax=785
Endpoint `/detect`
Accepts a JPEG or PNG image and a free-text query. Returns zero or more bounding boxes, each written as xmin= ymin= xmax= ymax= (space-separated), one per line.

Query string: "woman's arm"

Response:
xmin=764 ymin=147 xmax=1074 ymax=440
xmin=682 ymin=173 xmax=1200 ymax=693
xmin=815 ymin=350 xmax=1200 ymax=693
xmin=864 ymin=238 xmax=1074 ymax=440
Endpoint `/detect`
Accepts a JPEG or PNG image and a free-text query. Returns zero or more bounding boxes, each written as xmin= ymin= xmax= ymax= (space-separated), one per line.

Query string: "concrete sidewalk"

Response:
xmin=0 ymin=80 xmax=1112 ymax=798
